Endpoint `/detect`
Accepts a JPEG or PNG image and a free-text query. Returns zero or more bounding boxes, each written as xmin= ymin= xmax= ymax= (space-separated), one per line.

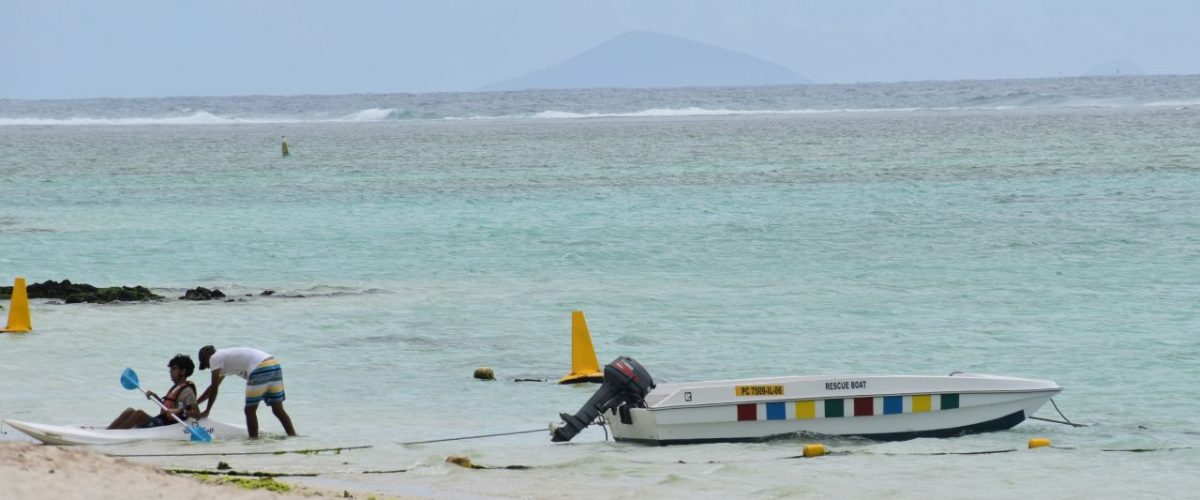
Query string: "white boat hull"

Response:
xmin=604 ymin=373 xmax=1061 ymax=444
xmin=3 ymin=418 xmax=247 ymax=445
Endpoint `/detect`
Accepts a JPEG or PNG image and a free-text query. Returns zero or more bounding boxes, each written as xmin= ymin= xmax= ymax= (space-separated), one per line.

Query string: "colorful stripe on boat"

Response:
xmin=739 ymin=394 xmax=961 ymax=421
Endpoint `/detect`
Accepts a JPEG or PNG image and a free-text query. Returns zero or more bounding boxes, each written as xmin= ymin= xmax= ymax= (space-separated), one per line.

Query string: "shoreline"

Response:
xmin=0 ymin=442 xmax=405 ymax=500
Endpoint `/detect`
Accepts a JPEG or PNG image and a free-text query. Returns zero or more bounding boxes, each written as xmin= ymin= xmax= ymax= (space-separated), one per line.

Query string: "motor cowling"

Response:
xmin=551 ymin=356 xmax=655 ymax=442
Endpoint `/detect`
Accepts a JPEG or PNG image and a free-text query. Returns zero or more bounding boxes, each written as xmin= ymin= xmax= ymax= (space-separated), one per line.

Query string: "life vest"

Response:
xmin=160 ymin=381 xmax=197 ymax=418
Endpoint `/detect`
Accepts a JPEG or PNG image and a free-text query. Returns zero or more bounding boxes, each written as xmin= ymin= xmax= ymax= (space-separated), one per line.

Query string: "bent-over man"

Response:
xmin=197 ymin=345 xmax=296 ymax=438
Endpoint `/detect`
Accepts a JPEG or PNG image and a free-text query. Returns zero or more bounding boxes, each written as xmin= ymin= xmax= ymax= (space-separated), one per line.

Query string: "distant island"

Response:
xmin=482 ymin=31 xmax=809 ymax=91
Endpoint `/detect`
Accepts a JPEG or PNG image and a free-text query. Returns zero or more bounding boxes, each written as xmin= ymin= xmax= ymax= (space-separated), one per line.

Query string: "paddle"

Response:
xmin=120 ymin=368 xmax=211 ymax=442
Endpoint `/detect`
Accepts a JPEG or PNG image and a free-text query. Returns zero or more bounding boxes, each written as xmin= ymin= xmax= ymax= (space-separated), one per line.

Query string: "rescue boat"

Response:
xmin=551 ymin=357 xmax=1061 ymax=445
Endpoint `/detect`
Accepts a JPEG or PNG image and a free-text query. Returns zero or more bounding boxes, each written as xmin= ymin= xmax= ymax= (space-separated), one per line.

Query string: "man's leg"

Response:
xmin=260 ymin=360 xmax=293 ymax=436
xmin=108 ymin=408 xmax=137 ymax=429
xmin=126 ymin=410 xmax=152 ymax=429
xmin=110 ymin=409 xmax=153 ymax=430
xmin=245 ymin=405 xmax=260 ymax=438
xmin=270 ymin=402 xmax=297 ymax=436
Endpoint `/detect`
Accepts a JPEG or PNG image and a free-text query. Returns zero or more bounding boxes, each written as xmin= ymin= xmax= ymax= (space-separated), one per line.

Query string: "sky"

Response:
xmin=2 ymin=0 xmax=1198 ymax=99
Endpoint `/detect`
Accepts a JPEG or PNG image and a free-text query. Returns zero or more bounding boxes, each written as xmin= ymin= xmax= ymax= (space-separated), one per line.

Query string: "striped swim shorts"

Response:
xmin=245 ymin=358 xmax=286 ymax=407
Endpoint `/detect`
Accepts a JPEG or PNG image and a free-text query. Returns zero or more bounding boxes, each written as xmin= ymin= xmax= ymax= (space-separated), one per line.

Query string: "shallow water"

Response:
xmin=2 ymin=80 xmax=1199 ymax=497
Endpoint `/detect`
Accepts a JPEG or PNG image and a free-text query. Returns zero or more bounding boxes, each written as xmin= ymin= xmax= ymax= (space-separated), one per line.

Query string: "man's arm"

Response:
xmin=197 ymin=369 xmax=224 ymax=417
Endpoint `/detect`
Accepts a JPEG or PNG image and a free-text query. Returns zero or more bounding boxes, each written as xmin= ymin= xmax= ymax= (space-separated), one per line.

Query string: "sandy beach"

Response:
xmin=0 ymin=442 xmax=380 ymax=500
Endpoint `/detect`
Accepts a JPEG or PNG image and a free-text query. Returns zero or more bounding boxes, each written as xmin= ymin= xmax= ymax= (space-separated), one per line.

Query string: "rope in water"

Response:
xmin=112 ymin=426 xmax=548 ymax=459
xmin=108 ymin=445 xmax=372 ymax=458
xmin=166 ymin=468 xmax=319 ymax=477
xmin=817 ymin=449 xmax=1020 ymax=458
xmin=1028 ymin=398 xmax=1087 ymax=427
xmin=400 ymin=428 xmax=546 ymax=445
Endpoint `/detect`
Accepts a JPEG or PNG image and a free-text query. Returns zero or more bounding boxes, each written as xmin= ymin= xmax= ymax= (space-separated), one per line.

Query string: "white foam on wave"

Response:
xmin=1143 ymin=99 xmax=1200 ymax=108
xmin=535 ymin=107 xmax=754 ymax=118
xmin=7 ymin=99 xmax=1195 ymax=127
xmin=447 ymin=107 xmax=917 ymax=120
xmin=522 ymin=106 xmax=928 ymax=119
xmin=338 ymin=108 xmax=395 ymax=121
xmin=0 ymin=108 xmax=411 ymax=126
xmin=0 ymin=111 xmax=285 ymax=126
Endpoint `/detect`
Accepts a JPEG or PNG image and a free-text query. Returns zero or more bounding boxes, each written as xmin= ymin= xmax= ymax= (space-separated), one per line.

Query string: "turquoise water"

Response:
xmin=2 ymin=79 xmax=1200 ymax=498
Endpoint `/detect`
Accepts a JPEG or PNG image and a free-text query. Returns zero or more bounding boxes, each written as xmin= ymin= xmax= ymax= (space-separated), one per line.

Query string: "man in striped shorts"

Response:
xmin=197 ymin=345 xmax=297 ymax=438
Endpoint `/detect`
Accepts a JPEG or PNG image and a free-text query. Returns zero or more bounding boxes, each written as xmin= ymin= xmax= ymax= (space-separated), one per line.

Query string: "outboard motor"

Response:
xmin=551 ymin=356 xmax=654 ymax=442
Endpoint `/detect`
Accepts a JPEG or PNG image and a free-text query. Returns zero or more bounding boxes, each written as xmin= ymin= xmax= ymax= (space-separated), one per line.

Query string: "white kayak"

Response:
xmin=3 ymin=418 xmax=247 ymax=445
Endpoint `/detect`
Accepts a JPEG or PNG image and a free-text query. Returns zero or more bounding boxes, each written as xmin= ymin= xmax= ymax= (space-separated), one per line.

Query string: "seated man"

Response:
xmin=108 ymin=354 xmax=200 ymax=429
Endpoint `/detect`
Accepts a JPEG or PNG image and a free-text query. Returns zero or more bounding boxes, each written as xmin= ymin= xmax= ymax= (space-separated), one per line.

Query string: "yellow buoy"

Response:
xmin=803 ymin=444 xmax=827 ymax=457
xmin=445 ymin=455 xmax=477 ymax=468
xmin=281 ymin=136 xmax=290 ymax=157
xmin=3 ymin=276 xmax=31 ymax=333
xmin=1028 ymin=438 xmax=1051 ymax=449
xmin=473 ymin=367 xmax=495 ymax=380
xmin=558 ymin=310 xmax=603 ymax=384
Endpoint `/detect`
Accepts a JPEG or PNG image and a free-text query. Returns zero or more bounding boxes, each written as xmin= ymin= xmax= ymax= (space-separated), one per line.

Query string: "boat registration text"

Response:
xmin=735 ymin=385 xmax=784 ymax=396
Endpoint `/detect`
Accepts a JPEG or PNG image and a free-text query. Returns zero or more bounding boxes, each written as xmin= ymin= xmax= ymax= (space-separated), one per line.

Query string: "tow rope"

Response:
xmin=400 ymin=428 xmax=546 ymax=445
xmin=107 ymin=445 xmax=371 ymax=458
xmin=1028 ymin=398 xmax=1087 ymax=427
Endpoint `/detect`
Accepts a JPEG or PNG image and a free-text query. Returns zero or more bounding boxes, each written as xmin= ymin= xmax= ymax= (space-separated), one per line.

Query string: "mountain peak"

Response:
xmin=483 ymin=31 xmax=809 ymax=91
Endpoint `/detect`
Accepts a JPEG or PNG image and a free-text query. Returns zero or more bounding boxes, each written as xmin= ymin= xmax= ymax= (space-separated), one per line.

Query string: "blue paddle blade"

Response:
xmin=188 ymin=424 xmax=212 ymax=443
xmin=120 ymin=368 xmax=140 ymax=390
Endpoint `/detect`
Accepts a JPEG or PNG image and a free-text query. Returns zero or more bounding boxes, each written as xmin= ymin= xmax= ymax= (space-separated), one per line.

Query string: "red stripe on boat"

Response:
xmin=854 ymin=397 xmax=874 ymax=416
xmin=737 ymin=404 xmax=757 ymax=421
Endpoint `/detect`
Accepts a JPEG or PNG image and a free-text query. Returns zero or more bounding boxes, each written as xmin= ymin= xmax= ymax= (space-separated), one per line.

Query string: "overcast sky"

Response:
xmin=3 ymin=0 xmax=1197 ymax=99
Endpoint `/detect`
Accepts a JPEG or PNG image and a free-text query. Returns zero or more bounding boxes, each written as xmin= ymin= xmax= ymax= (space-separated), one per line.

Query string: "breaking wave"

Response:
xmin=338 ymin=108 xmax=398 ymax=121
xmin=0 ymin=108 xmax=406 ymax=126
xmin=0 ymin=111 xmax=250 ymax=126
xmin=4 ymin=83 xmax=1195 ymax=126
xmin=526 ymin=107 xmax=922 ymax=119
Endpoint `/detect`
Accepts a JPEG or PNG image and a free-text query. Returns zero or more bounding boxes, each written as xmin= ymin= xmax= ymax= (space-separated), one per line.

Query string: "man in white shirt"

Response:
xmin=197 ymin=345 xmax=297 ymax=438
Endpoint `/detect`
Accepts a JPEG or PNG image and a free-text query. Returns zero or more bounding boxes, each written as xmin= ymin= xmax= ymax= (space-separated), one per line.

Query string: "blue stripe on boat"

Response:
xmin=766 ymin=402 xmax=785 ymax=420
xmin=884 ymin=396 xmax=903 ymax=415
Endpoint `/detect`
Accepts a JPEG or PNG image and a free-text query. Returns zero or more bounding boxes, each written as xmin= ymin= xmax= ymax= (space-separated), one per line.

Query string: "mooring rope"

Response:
xmin=595 ymin=417 xmax=609 ymax=441
xmin=837 ymin=449 xmax=1020 ymax=457
xmin=1028 ymin=398 xmax=1087 ymax=427
xmin=399 ymin=428 xmax=546 ymax=445
xmin=166 ymin=468 xmax=319 ymax=477
xmin=108 ymin=445 xmax=372 ymax=458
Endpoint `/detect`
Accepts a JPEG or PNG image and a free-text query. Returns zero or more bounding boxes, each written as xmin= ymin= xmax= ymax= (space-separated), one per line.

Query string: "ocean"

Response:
xmin=2 ymin=76 xmax=1199 ymax=498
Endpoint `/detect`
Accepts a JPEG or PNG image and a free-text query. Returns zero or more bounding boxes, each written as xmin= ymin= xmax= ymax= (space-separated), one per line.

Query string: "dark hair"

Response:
xmin=168 ymin=354 xmax=195 ymax=377
xmin=198 ymin=345 xmax=216 ymax=370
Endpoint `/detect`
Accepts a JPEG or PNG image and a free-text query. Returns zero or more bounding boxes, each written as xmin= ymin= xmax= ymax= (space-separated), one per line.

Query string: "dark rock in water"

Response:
xmin=0 ymin=279 xmax=163 ymax=303
xmin=260 ymin=290 xmax=276 ymax=296
xmin=180 ymin=287 xmax=226 ymax=300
